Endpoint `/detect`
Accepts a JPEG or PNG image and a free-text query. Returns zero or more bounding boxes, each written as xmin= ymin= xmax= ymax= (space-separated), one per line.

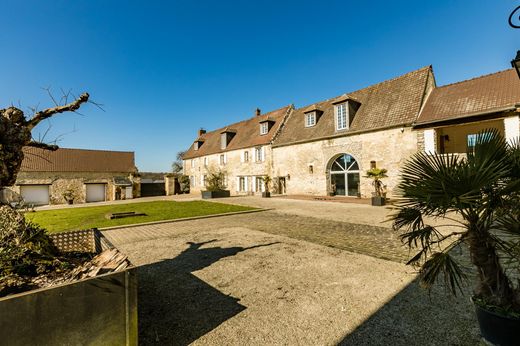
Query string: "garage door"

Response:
xmin=86 ymin=184 xmax=106 ymax=202
xmin=20 ymin=185 xmax=49 ymax=205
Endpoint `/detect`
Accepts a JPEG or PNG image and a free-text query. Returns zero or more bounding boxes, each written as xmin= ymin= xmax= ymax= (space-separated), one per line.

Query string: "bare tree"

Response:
xmin=171 ymin=150 xmax=186 ymax=174
xmin=0 ymin=93 xmax=90 ymax=190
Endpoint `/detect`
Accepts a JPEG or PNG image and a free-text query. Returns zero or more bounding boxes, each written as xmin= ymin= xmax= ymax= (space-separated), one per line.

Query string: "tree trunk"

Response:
xmin=467 ymin=226 xmax=517 ymax=309
xmin=0 ymin=93 xmax=89 ymax=191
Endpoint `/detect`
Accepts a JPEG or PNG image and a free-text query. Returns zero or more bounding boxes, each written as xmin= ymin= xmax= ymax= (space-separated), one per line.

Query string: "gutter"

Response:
xmin=413 ymin=105 xmax=518 ymax=129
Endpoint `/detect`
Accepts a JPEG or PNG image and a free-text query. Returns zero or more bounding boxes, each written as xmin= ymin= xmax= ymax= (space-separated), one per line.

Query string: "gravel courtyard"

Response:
xmin=102 ymin=199 xmax=480 ymax=345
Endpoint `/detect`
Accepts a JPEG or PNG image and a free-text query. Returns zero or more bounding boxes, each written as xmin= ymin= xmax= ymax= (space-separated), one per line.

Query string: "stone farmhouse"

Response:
xmin=10 ymin=147 xmax=140 ymax=205
xmin=183 ymin=105 xmax=293 ymax=194
xmin=183 ymin=66 xmax=520 ymax=198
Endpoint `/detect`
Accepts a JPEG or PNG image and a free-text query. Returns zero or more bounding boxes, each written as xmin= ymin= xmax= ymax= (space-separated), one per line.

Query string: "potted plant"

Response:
xmin=391 ymin=129 xmax=520 ymax=345
xmin=365 ymin=167 xmax=387 ymax=206
xmin=262 ymin=175 xmax=272 ymax=198
xmin=201 ymin=167 xmax=230 ymax=199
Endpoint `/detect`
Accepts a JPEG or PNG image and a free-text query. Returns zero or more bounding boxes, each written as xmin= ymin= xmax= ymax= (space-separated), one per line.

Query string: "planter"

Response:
xmin=475 ymin=302 xmax=520 ymax=346
xmin=371 ymin=196 xmax=386 ymax=206
xmin=0 ymin=229 xmax=137 ymax=346
xmin=262 ymin=192 xmax=271 ymax=198
xmin=201 ymin=190 xmax=231 ymax=199
xmin=67 ymin=199 xmax=73 ymax=205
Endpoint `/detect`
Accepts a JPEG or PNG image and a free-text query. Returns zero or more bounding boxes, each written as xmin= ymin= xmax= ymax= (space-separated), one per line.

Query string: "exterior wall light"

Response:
xmin=512 ymin=50 xmax=520 ymax=79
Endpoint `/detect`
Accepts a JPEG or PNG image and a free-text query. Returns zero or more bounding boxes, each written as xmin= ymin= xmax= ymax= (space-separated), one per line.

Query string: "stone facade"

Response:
xmin=272 ymin=127 xmax=418 ymax=198
xmin=183 ymin=145 xmax=272 ymax=195
xmin=12 ymin=171 xmax=140 ymax=205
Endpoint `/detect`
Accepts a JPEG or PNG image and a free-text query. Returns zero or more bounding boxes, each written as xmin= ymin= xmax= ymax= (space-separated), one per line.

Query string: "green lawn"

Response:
xmin=25 ymin=200 xmax=257 ymax=233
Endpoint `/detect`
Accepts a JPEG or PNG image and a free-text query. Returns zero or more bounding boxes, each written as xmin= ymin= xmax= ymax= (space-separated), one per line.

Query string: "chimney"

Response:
xmin=256 ymin=108 xmax=261 ymax=117
xmin=198 ymin=128 xmax=206 ymax=137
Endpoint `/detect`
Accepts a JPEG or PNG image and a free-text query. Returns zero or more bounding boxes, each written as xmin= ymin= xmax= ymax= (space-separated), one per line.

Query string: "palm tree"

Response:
xmin=391 ymin=128 xmax=520 ymax=314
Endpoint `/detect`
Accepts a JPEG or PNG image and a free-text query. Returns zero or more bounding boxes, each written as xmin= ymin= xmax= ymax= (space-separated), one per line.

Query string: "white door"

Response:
xmin=20 ymin=185 xmax=49 ymax=205
xmin=86 ymin=184 xmax=106 ymax=202
xmin=125 ymin=186 xmax=133 ymax=199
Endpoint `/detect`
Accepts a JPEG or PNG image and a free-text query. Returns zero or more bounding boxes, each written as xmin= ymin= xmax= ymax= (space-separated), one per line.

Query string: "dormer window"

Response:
xmin=194 ymin=139 xmax=204 ymax=150
xmin=220 ymin=128 xmax=237 ymax=149
xmin=335 ymin=103 xmax=348 ymax=130
xmin=259 ymin=118 xmax=275 ymax=135
xmin=332 ymin=95 xmax=361 ymax=131
xmin=260 ymin=122 xmax=269 ymax=135
xmin=305 ymin=112 xmax=316 ymax=127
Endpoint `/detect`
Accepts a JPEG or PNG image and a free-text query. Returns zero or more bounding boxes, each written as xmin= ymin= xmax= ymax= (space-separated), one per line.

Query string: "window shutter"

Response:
xmin=236 ymin=177 xmax=240 ymax=191
xmin=261 ymin=147 xmax=265 ymax=161
xmin=240 ymin=151 xmax=244 ymax=163
xmin=244 ymin=176 xmax=249 ymax=192
xmin=224 ymin=153 xmax=227 ymax=164
xmin=252 ymin=176 xmax=256 ymax=192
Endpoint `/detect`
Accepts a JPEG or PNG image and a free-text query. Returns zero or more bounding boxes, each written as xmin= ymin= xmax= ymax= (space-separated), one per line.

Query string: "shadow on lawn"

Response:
xmin=137 ymin=239 xmax=278 ymax=345
xmin=338 ymin=275 xmax=481 ymax=345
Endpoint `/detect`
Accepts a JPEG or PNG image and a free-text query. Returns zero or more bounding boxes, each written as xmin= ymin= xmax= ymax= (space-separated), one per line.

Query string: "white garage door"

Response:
xmin=20 ymin=185 xmax=49 ymax=205
xmin=86 ymin=184 xmax=106 ymax=203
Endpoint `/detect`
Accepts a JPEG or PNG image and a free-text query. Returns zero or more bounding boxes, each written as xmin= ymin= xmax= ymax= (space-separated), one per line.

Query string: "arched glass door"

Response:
xmin=330 ymin=154 xmax=360 ymax=196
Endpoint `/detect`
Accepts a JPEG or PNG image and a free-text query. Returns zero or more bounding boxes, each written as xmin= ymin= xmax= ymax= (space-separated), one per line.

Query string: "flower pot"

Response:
xmin=371 ymin=196 xmax=386 ymax=206
xmin=474 ymin=301 xmax=520 ymax=346
xmin=67 ymin=199 xmax=73 ymax=205
xmin=262 ymin=192 xmax=271 ymax=198
xmin=201 ymin=190 xmax=231 ymax=199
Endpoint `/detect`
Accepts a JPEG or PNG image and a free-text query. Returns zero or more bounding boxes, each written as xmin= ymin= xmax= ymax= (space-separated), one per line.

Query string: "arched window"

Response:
xmin=329 ymin=154 xmax=360 ymax=196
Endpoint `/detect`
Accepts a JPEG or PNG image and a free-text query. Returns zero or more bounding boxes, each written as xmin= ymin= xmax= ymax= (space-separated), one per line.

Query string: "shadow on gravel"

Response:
xmin=137 ymin=239 xmax=278 ymax=345
xmin=339 ymin=266 xmax=480 ymax=345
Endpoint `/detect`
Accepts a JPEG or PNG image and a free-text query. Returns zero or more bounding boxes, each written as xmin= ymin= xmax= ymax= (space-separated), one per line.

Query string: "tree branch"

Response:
xmin=26 ymin=92 xmax=89 ymax=130
xmin=26 ymin=141 xmax=59 ymax=151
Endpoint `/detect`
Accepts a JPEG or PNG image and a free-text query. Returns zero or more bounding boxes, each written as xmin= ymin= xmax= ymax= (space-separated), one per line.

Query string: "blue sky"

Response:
xmin=1 ymin=1 xmax=518 ymax=171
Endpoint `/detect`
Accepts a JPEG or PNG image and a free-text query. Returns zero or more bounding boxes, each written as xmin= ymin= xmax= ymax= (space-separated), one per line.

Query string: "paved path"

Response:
xmin=104 ymin=211 xmax=410 ymax=263
xmin=101 ymin=197 xmax=479 ymax=345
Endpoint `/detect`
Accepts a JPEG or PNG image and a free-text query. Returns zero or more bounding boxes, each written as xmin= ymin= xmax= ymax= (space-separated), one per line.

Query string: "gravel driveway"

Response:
xmin=102 ymin=200 xmax=480 ymax=346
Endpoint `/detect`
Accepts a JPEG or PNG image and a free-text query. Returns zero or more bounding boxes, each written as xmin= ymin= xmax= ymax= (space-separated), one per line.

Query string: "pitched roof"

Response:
xmin=183 ymin=105 xmax=292 ymax=159
xmin=20 ymin=147 xmax=136 ymax=173
xmin=416 ymin=69 xmax=520 ymax=125
xmin=273 ymin=66 xmax=432 ymax=146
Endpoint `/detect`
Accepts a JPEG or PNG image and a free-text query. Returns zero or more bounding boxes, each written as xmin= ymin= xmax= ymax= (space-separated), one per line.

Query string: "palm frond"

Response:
xmin=419 ymin=250 xmax=467 ymax=296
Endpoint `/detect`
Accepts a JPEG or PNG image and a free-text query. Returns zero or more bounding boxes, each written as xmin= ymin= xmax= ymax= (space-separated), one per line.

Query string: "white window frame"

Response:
xmin=255 ymin=147 xmax=263 ymax=162
xmin=305 ymin=112 xmax=316 ymax=127
xmin=244 ymin=151 xmax=249 ymax=162
xmin=239 ymin=177 xmax=246 ymax=191
xmin=335 ymin=103 xmax=348 ymax=131
xmin=220 ymin=133 xmax=227 ymax=150
xmin=219 ymin=154 xmax=225 ymax=165
xmin=260 ymin=122 xmax=269 ymax=135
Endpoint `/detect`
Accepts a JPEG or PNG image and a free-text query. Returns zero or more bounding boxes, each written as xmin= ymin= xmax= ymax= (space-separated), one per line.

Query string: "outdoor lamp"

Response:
xmin=512 ymin=50 xmax=520 ymax=79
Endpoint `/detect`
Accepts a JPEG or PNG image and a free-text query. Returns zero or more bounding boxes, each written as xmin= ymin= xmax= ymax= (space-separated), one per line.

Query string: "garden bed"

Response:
xmin=0 ymin=228 xmax=137 ymax=346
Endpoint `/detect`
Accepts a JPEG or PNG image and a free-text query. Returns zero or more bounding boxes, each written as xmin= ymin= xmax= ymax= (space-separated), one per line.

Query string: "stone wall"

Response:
xmin=12 ymin=171 xmax=139 ymax=205
xmin=271 ymin=127 xmax=419 ymax=198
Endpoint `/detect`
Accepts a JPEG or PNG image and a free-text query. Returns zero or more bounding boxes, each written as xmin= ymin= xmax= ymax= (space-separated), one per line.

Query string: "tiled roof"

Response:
xmin=273 ymin=66 xmax=432 ymax=146
xmin=183 ymin=105 xmax=292 ymax=159
xmin=20 ymin=147 xmax=136 ymax=173
xmin=416 ymin=69 xmax=520 ymax=125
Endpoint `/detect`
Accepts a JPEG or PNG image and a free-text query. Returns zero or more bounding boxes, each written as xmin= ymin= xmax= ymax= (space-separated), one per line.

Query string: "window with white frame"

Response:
xmin=202 ymin=175 xmax=207 ymax=186
xmin=239 ymin=177 xmax=246 ymax=191
xmin=260 ymin=122 xmax=269 ymax=135
xmin=335 ymin=103 xmax=348 ymax=130
xmin=244 ymin=151 xmax=249 ymax=162
xmin=255 ymin=147 xmax=263 ymax=162
xmin=305 ymin=112 xmax=316 ymax=127
xmin=255 ymin=176 xmax=264 ymax=192
xmin=219 ymin=154 xmax=225 ymax=165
